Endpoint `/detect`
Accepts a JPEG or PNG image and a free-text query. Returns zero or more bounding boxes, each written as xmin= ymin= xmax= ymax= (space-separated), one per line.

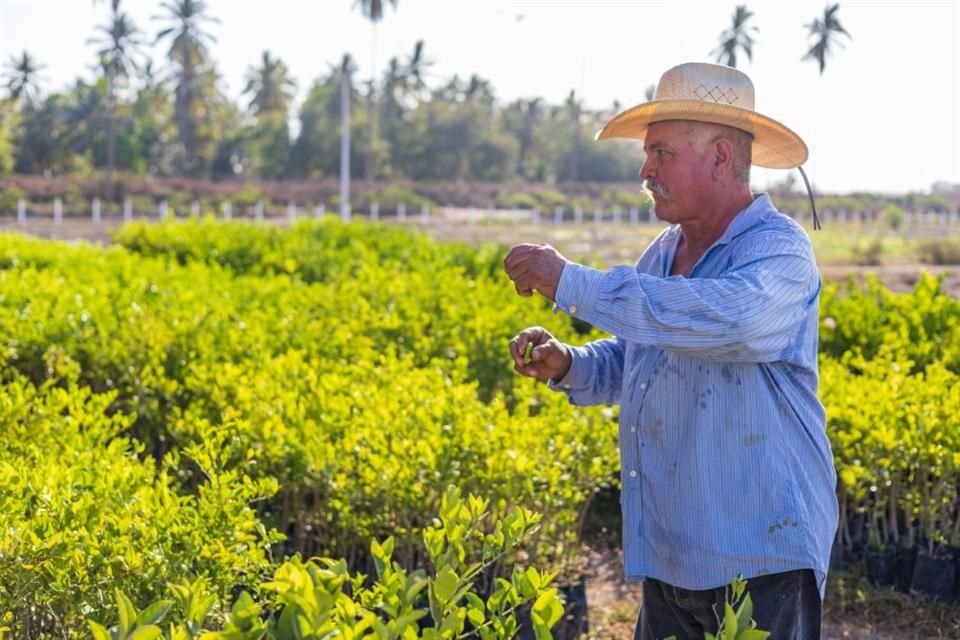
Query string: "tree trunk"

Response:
xmin=106 ymin=79 xmax=116 ymax=202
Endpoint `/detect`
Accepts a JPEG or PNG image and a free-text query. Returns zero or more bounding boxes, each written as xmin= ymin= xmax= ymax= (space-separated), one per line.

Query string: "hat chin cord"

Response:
xmin=797 ymin=165 xmax=822 ymax=230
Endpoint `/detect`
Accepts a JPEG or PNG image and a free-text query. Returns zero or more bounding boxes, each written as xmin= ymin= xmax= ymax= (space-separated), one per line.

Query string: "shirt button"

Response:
xmin=629 ymin=470 xmax=637 ymax=478
xmin=639 ymin=383 xmax=647 ymax=390
xmin=630 ymin=425 xmax=636 ymax=433
xmin=569 ymin=304 xmax=578 ymax=315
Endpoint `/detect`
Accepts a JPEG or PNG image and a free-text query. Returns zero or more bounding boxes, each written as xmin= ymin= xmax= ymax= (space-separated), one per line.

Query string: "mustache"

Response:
xmin=644 ymin=179 xmax=671 ymax=199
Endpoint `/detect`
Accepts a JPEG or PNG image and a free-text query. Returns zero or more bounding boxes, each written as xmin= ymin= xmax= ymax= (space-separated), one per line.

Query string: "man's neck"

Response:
xmin=679 ymin=191 xmax=754 ymax=254
xmin=671 ymin=191 xmax=754 ymax=277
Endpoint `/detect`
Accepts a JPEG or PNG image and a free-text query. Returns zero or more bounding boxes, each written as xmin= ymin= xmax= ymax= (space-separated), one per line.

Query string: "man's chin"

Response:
xmin=649 ymin=201 xmax=671 ymax=223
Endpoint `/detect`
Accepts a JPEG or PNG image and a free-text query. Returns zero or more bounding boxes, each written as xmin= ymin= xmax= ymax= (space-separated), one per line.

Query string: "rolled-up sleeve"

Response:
xmin=554 ymin=236 xmax=819 ymax=363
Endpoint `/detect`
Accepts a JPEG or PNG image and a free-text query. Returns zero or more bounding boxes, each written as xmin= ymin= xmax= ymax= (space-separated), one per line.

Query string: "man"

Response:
xmin=504 ymin=62 xmax=837 ymax=639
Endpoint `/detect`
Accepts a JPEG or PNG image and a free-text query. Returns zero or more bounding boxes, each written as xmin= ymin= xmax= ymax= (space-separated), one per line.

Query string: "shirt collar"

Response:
xmin=713 ymin=192 xmax=776 ymax=246
xmin=657 ymin=193 xmax=777 ymax=276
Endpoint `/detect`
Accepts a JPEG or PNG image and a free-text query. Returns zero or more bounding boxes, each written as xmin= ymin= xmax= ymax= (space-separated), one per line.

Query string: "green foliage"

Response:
xmin=0 ymin=184 xmax=25 ymax=213
xmin=820 ymin=273 xmax=960 ymax=551
xmin=495 ymin=190 xmax=540 ymax=210
xmin=0 ymin=371 xmax=281 ymax=637
xmin=0 ymin=220 xmax=613 ymax=635
xmin=0 ymin=100 xmax=17 ymax=176
xmin=916 ymin=238 xmax=960 ymax=265
xmin=88 ymin=489 xmax=562 ymax=640
xmin=880 ymin=203 xmax=905 ymax=230
xmin=5 ymin=54 xmax=644 ymax=183
xmin=230 ymin=184 xmax=263 ymax=209
xmin=3 ymin=218 xmax=960 ymax=636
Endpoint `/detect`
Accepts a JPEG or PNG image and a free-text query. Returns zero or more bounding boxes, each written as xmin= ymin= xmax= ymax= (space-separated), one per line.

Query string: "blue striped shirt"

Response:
xmin=551 ymin=193 xmax=838 ymax=597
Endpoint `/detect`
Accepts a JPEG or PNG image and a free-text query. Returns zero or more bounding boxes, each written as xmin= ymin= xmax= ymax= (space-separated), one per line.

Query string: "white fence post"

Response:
xmin=91 ymin=198 xmax=101 ymax=224
xmin=123 ymin=198 xmax=132 ymax=222
xmin=594 ymin=207 xmax=603 ymax=225
xmin=158 ymin=200 xmax=168 ymax=221
xmin=287 ymin=202 xmax=297 ymax=222
xmin=613 ymin=207 xmax=622 ymax=225
xmin=222 ymin=201 xmax=231 ymax=220
xmin=533 ymin=207 xmax=540 ymax=225
xmin=554 ymin=207 xmax=563 ymax=225
xmin=574 ymin=206 xmax=583 ymax=225
xmin=254 ymin=201 xmax=264 ymax=221
xmin=420 ymin=204 xmax=429 ymax=223
xmin=341 ymin=200 xmax=351 ymax=222
xmin=54 ymin=198 xmax=63 ymax=224
xmin=191 ymin=200 xmax=200 ymax=217
xmin=397 ymin=202 xmax=406 ymax=221
xmin=371 ymin=202 xmax=379 ymax=221
xmin=630 ymin=207 xmax=639 ymax=225
xmin=315 ymin=203 xmax=325 ymax=218
xmin=17 ymin=199 xmax=26 ymax=224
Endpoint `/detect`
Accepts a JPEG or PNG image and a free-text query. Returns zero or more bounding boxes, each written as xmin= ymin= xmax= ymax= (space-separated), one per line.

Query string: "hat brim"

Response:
xmin=595 ymin=99 xmax=808 ymax=169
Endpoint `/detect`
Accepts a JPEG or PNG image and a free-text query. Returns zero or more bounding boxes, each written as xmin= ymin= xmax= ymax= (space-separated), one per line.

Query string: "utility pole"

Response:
xmin=340 ymin=62 xmax=352 ymax=221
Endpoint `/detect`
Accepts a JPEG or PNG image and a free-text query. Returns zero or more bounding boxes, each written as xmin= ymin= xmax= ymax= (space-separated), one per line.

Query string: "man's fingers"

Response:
xmin=503 ymin=245 xmax=534 ymax=272
xmin=505 ymin=260 xmax=531 ymax=285
xmin=509 ymin=337 xmax=525 ymax=368
xmin=514 ymin=361 xmax=549 ymax=381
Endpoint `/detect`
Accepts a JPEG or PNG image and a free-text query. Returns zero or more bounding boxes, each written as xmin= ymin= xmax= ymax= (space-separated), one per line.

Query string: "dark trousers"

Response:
xmin=634 ymin=569 xmax=822 ymax=640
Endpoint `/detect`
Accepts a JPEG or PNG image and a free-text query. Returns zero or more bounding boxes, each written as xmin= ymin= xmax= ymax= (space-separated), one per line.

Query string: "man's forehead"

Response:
xmin=644 ymin=120 xmax=690 ymax=147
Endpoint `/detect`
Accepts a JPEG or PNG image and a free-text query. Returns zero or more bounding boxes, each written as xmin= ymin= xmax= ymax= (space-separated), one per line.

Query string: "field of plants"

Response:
xmin=1 ymin=217 xmax=958 ymax=638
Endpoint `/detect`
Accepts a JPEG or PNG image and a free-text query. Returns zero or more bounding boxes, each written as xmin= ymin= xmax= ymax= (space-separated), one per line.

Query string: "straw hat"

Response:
xmin=595 ymin=62 xmax=808 ymax=169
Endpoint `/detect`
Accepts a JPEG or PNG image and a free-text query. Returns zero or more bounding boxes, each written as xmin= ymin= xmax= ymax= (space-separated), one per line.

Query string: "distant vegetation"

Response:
xmin=0 ymin=0 xmax=866 ymax=200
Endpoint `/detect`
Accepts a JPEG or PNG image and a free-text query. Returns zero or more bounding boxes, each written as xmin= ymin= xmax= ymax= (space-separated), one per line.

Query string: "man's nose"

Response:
xmin=639 ymin=156 xmax=654 ymax=180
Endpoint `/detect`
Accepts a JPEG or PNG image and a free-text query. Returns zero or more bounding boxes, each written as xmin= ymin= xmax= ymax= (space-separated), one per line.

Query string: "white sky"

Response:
xmin=1 ymin=0 xmax=958 ymax=194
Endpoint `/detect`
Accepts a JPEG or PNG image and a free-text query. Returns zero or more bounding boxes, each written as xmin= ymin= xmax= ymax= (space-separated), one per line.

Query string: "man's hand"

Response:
xmin=503 ymin=243 xmax=567 ymax=301
xmin=509 ymin=326 xmax=572 ymax=382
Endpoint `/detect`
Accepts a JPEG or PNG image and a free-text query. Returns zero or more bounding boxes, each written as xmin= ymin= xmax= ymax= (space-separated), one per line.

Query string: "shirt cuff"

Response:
xmin=546 ymin=345 xmax=591 ymax=391
xmin=555 ymin=262 xmax=606 ymax=320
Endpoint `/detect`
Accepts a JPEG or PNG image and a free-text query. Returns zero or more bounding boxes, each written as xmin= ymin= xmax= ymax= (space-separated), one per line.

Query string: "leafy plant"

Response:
xmin=87 ymin=488 xmax=563 ymax=639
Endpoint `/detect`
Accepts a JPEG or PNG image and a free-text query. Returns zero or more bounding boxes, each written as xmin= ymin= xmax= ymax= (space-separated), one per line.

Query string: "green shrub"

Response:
xmin=880 ymin=203 xmax=905 ymax=230
xmin=0 ymin=185 xmax=26 ymax=214
xmin=88 ymin=488 xmax=564 ymax=640
xmin=917 ymin=238 xmax=960 ymax=265
xmin=496 ymin=190 xmax=539 ymax=210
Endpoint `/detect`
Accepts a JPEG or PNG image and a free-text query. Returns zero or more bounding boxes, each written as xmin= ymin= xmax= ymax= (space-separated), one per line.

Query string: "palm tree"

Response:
xmin=154 ymin=0 xmax=220 ymax=175
xmin=711 ymin=5 xmax=758 ymax=68
xmin=2 ymin=51 xmax=46 ymax=103
xmin=803 ymin=3 xmax=851 ymax=74
xmin=243 ymin=51 xmax=296 ymax=116
xmin=353 ymin=0 xmax=396 ymax=21
xmin=353 ymin=0 xmax=397 ymax=180
xmin=403 ymin=39 xmax=433 ymax=100
xmin=89 ymin=2 xmax=144 ymax=199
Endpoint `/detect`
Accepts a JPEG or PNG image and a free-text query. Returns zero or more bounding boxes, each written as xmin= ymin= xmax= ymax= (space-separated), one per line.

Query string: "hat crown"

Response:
xmin=654 ymin=63 xmax=756 ymax=111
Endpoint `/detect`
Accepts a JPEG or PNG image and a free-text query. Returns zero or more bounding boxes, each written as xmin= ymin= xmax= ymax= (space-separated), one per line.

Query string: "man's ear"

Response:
xmin=712 ymin=138 xmax=733 ymax=178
